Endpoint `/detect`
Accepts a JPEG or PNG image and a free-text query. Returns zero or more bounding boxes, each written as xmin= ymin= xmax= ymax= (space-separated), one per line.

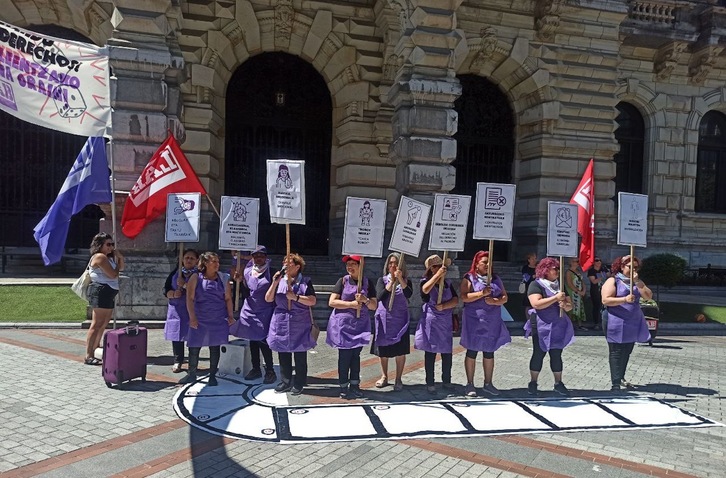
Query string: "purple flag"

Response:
xmin=33 ymin=137 xmax=112 ymax=265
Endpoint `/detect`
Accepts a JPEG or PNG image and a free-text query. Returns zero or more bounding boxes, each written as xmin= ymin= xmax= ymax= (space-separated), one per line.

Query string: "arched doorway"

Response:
xmin=0 ymin=25 xmax=104 ymax=251
xmin=613 ymin=102 xmax=645 ymax=197
xmin=695 ymin=110 xmax=726 ymax=213
xmin=225 ymin=53 xmax=332 ymax=255
xmin=453 ymin=75 xmax=515 ymax=258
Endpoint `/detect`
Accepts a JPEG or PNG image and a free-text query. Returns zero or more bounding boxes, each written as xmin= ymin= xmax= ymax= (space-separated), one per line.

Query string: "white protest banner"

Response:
xmin=429 ymin=193 xmax=471 ymax=251
xmin=266 ymin=159 xmax=305 ymax=225
xmin=389 ymin=196 xmax=431 ymax=256
xmin=473 ymin=182 xmax=516 ymax=241
xmin=617 ymin=192 xmax=648 ymax=247
xmin=0 ymin=21 xmax=111 ymax=137
xmin=342 ymin=197 xmax=387 ymax=257
xmin=219 ymin=196 xmax=259 ymax=251
xmin=546 ymin=201 xmax=579 ymax=257
xmin=165 ymin=193 xmax=201 ymax=242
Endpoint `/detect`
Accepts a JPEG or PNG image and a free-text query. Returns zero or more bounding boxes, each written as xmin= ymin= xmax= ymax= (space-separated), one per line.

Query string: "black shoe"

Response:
xmin=263 ymin=369 xmax=277 ymax=384
xmin=348 ymin=386 xmax=364 ymax=399
xmin=442 ymin=382 xmax=455 ymax=391
xmin=339 ymin=387 xmax=348 ymax=399
xmin=244 ymin=368 xmax=262 ymax=381
xmin=290 ymin=386 xmax=304 ymax=396
xmin=207 ymin=375 xmax=218 ymax=387
xmin=178 ymin=373 xmax=197 ymax=385
xmin=611 ymin=384 xmax=622 ymax=392
xmin=553 ymin=382 xmax=570 ymax=397
xmin=275 ymin=381 xmax=292 ymax=393
xmin=527 ymin=381 xmax=539 ymax=396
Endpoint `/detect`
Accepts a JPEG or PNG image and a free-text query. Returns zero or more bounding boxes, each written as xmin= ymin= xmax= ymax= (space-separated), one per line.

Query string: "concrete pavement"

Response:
xmin=0 ymin=327 xmax=723 ymax=478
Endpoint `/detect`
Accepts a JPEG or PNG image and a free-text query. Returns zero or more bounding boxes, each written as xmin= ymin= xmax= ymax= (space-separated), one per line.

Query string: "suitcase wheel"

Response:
xmin=142 ymin=376 xmax=146 ymax=383
xmin=105 ymin=381 xmax=113 ymax=388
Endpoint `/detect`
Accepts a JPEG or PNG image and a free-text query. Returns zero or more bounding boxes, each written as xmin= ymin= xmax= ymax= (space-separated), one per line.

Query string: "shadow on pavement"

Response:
xmin=634 ymin=383 xmax=718 ymax=396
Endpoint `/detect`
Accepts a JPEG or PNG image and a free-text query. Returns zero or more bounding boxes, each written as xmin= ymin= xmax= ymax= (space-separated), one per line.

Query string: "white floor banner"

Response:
xmin=173 ymin=373 xmax=722 ymax=444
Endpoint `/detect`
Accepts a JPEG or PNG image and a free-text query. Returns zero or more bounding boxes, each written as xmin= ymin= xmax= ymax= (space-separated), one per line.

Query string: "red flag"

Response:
xmin=121 ymin=135 xmax=207 ymax=238
xmin=569 ymin=159 xmax=595 ymax=270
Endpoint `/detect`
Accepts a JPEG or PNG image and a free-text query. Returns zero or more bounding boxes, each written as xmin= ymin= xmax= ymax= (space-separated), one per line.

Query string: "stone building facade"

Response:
xmin=3 ymin=0 xmax=726 ymax=318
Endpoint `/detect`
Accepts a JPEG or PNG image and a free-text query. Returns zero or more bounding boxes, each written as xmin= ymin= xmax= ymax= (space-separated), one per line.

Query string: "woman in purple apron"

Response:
xmin=230 ymin=245 xmax=277 ymax=384
xmin=179 ymin=252 xmax=234 ymax=386
xmin=265 ymin=253 xmax=317 ymax=395
xmin=163 ymin=249 xmax=198 ymax=373
xmin=601 ymin=255 xmax=652 ymax=391
xmin=327 ymin=255 xmax=377 ymax=399
xmin=415 ymin=254 xmax=459 ymax=394
xmin=525 ymin=257 xmax=574 ymax=397
xmin=372 ymin=253 xmax=412 ymax=391
xmin=460 ymin=251 xmax=511 ymax=397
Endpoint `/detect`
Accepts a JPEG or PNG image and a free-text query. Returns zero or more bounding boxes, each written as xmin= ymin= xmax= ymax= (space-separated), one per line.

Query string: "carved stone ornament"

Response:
xmin=535 ymin=0 xmax=566 ymax=41
xmin=387 ymin=0 xmax=413 ymax=32
xmin=689 ymin=47 xmax=724 ymax=85
xmin=654 ymin=42 xmax=686 ymax=81
xmin=275 ymin=0 xmax=294 ymax=46
xmin=471 ymin=27 xmax=497 ymax=72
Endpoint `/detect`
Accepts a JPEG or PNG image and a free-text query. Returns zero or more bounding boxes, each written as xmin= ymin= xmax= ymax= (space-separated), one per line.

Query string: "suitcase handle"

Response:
xmin=125 ymin=320 xmax=140 ymax=336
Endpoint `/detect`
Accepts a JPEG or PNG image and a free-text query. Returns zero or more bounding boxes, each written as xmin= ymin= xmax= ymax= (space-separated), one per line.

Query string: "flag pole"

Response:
xmin=205 ymin=195 xmax=221 ymax=218
xmin=109 ymin=138 xmax=118 ymax=330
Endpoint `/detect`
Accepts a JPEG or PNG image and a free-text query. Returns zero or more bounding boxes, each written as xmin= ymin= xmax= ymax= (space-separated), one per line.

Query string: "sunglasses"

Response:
xmin=594 ymin=259 xmax=601 ymax=262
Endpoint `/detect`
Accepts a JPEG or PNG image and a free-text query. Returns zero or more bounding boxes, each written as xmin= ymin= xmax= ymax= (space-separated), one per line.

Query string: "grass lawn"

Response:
xmin=0 ymin=286 xmax=87 ymax=322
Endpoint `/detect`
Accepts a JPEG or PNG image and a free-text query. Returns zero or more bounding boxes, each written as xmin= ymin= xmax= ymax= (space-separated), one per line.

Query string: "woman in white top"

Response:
xmin=85 ymin=232 xmax=124 ymax=365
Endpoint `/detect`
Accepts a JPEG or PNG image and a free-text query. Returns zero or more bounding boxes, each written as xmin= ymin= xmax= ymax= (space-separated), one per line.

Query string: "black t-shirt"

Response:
xmin=527 ymin=280 xmax=546 ymax=297
xmin=332 ymin=276 xmax=376 ymax=297
xmin=375 ymin=277 xmax=413 ymax=301
xmin=420 ymin=280 xmax=458 ymax=303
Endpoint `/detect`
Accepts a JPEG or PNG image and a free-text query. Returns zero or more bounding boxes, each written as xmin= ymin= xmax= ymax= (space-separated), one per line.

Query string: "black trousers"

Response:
xmin=608 ymin=342 xmax=635 ymax=386
xmin=278 ymin=351 xmax=307 ymax=389
xmin=529 ymin=335 xmax=563 ymax=373
xmin=250 ymin=340 xmax=274 ymax=371
xmin=424 ymin=352 xmax=452 ymax=386
xmin=591 ymin=292 xmax=603 ymax=326
xmin=188 ymin=346 xmax=221 ymax=375
xmin=172 ymin=341 xmax=185 ymax=364
xmin=338 ymin=347 xmax=362 ymax=386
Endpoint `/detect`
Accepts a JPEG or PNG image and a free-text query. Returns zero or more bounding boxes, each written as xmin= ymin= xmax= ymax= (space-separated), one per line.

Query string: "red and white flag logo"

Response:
xmin=569 ymin=159 xmax=595 ymax=270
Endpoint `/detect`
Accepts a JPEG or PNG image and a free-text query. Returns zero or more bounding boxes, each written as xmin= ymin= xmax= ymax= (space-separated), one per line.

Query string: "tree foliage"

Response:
xmin=639 ymin=253 xmax=687 ymax=289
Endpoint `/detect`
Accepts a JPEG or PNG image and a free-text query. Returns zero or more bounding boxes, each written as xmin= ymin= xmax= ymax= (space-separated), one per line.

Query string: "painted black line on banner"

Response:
xmin=512 ymin=401 xmax=560 ymax=430
xmin=586 ymin=399 xmax=636 ymax=425
xmin=363 ymin=405 xmax=389 ymax=436
xmin=647 ymin=396 xmax=714 ymax=424
xmin=442 ymin=403 xmax=476 ymax=432
xmin=274 ymin=406 xmax=292 ymax=441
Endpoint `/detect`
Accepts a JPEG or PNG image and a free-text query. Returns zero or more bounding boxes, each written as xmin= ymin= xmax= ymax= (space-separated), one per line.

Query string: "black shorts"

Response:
xmin=88 ymin=283 xmax=118 ymax=309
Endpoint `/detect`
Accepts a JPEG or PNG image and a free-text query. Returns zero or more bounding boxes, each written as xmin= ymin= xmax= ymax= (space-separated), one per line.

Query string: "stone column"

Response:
xmin=386 ymin=0 xmax=465 ymax=318
xmin=104 ymin=0 xmax=186 ymax=320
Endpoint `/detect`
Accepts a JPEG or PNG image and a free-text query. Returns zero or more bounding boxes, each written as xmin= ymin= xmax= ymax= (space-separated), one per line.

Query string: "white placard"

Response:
xmin=429 ymin=193 xmax=471 ymax=252
xmin=266 ymin=160 xmax=305 ymax=225
xmin=341 ymin=197 xmax=387 ymax=257
xmin=546 ymin=201 xmax=579 ymax=257
xmin=219 ymin=196 xmax=260 ymax=251
xmin=617 ymin=192 xmax=648 ymax=247
xmin=165 ymin=193 xmax=201 ymax=242
xmin=389 ymin=196 xmax=431 ymax=256
xmin=473 ymin=182 xmax=517 ymax=241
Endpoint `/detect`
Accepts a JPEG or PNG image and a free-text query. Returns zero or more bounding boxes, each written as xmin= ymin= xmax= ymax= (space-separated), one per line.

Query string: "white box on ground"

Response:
xmin=218 ymin=339 xmax=252 ymax=377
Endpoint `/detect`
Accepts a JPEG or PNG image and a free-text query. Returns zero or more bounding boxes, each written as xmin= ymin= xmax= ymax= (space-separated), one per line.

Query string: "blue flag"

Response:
xmin=33 ymin=137 xmax=112 ymax=265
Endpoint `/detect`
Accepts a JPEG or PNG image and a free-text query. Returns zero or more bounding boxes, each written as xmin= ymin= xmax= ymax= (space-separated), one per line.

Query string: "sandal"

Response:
xmin=172 ymin=363 xmax=183 ymax=373
xmin=84 ymin=357 xmax=101 ymax=366
xmin=375 ymin=377 xmax=389 ymax=388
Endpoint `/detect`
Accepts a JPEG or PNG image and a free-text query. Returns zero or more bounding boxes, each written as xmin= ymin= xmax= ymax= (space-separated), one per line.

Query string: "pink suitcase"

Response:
xmin=102 ymin=322 xmax=147 ymax=388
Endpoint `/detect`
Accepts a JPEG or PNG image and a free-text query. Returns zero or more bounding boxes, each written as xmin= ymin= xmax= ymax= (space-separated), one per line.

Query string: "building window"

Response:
xmin=614 ymin=102 xmax=645 ymax=196
xmin=696 ymin=111 xmax=726 ymax=213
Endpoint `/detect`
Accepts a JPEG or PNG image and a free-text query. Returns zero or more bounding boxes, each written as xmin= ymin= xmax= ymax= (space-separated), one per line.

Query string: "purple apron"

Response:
xmin=326 ymin=275 xmax=372 ymax=349
xmin=163 ymin=269 xmax=192 ymax=342
xmin=229 ymin=260 xmax=274 ymax=341
xmin=187 ymin=272 xmax=230 ymax=348
xmin=267 ymin=275 xmax=316 ymax=353
xmin=606 ymin=278 xmax=650 ymax=344
xmin=373 ymin=275 xmax=410 ymax=347
xmin=414 ymin=278 xmax=454 ymax=354
xmin=524 ymin=279 xmax=575 ymax=351
xmin=459 ymin=274 xmax=511 ymax=352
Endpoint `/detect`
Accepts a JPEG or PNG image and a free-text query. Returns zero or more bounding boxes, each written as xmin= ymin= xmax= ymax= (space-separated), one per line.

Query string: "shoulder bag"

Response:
xmin=71 ymin=259 xmax=93 ymax=301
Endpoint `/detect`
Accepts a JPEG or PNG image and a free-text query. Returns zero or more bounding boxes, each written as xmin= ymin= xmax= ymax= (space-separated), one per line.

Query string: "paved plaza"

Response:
xmin=0 ymin=326 xmax=723 ymax=478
